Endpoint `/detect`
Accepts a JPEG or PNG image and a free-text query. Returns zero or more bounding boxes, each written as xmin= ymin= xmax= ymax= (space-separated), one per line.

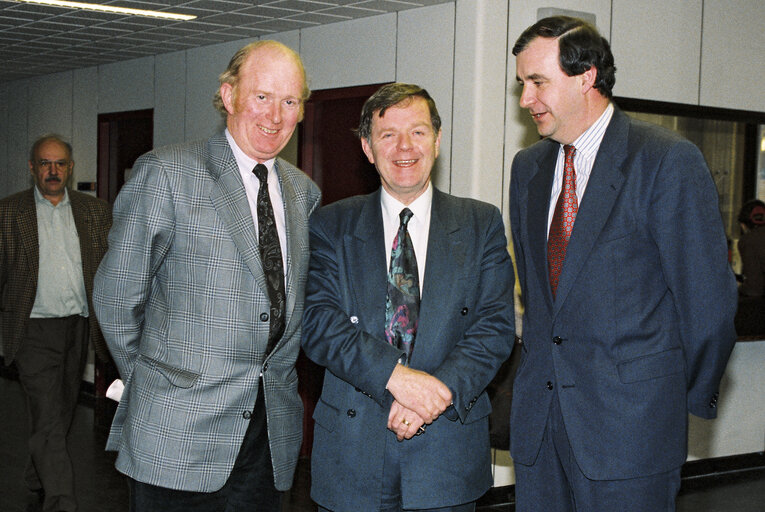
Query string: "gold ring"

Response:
xmin=401 ymin=419 xmax=411 ymax=426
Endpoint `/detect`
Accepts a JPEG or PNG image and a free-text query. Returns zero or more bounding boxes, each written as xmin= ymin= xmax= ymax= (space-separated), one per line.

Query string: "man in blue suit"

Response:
xmin=302 ymin=83 xmax=515 ymax=512
xmin=509 ymin=16 xmax=738 ymax=511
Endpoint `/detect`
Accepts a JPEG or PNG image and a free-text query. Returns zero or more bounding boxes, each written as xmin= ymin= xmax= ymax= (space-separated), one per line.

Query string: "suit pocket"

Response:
xmin=312 ymin=398 xmax=340 ymax=432
xmin=600 ymin=216 xmax=637 ymax=243
xmin=617 ymin=347 xmax=684 ymax=384
xmin=141 ymin=355 xmax=200 ymax=388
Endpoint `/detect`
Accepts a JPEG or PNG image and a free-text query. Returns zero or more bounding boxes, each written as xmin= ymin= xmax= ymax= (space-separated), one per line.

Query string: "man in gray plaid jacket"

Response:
xmin=93 ymin=40 xmax=320 ymax=511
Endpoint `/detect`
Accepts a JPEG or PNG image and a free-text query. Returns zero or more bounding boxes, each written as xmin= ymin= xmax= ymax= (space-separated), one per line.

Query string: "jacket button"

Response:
xmin=262 ymin=362 xmax=269 ymax=372
xmin=553 ymin=336 xmax=562 ymax=345
xmin=243 ymin=411 xmax=252 ymax=420
xmin=546 ymin=381 xmax=554 ymax=391
xmin=260 ymin=312 xmax=269 ymax=322
xmin=347 ymin=409 xmax=356 ymax=418
xmin=461 ymin=307 xmax=469 ymax=316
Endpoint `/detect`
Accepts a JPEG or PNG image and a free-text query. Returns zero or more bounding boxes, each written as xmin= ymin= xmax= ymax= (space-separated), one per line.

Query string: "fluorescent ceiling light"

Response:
xmin=15 ymin=0 xmax=197 ymax=21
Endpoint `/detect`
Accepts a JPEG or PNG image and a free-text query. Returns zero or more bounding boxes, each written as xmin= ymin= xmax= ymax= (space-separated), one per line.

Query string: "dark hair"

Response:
xmin=29 ymin=134 xmax=73 ymax=162
xmin=512 ymin=16 xmax=616 ymax=98
xmin=738 ymin=199 xmax=765 ymax=229
xmin=356 ymin=83 xmax=441 ymax=141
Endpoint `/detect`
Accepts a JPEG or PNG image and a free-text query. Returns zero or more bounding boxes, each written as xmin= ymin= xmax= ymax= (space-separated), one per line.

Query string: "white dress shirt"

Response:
xmin=381 ymin=183 xmax=433 ymax=295
xmin=31 ymin=187 xmax=88 ymax=318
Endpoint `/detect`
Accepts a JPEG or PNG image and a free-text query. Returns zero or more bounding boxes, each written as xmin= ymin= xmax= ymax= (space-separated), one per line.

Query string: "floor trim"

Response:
xmin=477 ymin=452 xmax=765 ymax=510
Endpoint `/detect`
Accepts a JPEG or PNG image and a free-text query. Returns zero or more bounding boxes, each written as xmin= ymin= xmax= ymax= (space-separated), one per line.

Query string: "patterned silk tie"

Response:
xmin=385 ymin=208 xmax=420 ymax=366
xmin=253 ymin=163 xmax=286 ymax=355
xmin=548 ymin=145 xmax=578 ymax=298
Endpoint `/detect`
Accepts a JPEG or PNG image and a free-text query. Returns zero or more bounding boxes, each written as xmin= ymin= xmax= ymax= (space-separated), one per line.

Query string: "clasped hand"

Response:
xmin=385 ymin=364 xmax=452 ymax=440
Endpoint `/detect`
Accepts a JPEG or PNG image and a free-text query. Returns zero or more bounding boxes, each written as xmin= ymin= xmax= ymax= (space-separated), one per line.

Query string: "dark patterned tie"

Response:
xmin=548 ymin=145 xmax=577 ymax=298
xmin=253 ymin=164 xmax=285 ymax=355
xmin=385 ymin=208 xmax=420 ymax=366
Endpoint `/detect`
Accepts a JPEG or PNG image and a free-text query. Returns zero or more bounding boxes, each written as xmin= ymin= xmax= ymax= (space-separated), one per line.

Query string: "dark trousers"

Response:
xmin=318 ymin=432 xmax=476 ymax=512
xmin=14 ymin=315 xmax=89 ymax=512
xmin=514 ymin=391 xmax=682 ymax=512
xmin=128 ymin=381 xmax=282 ymax=512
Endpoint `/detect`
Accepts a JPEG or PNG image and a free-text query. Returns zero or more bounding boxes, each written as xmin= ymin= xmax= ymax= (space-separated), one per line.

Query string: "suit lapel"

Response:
xmin=553 ymin=110 xmax=629 ymax=313
xmin=348 ymin=191 xmax=387 ymax=335
xmin=206 ymin=135 xmax=269 ymax=295
xmin=17 ymin=190 xmax=39 ymax=283
xmin=527 ymin=143 xmax=558 ymax=310
xmin=415 ymin=190 xmax=463 ymax=365
xmin=278 ymin=160 xmax=303 ymax=323
xmin=69 ymin=192 xmax=92 ymax=280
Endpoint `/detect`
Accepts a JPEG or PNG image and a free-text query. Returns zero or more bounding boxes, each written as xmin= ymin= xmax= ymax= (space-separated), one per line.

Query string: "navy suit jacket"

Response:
xmin=302 ymin=188 xmax=515 ymax=511
xmin=509 ymin=107 xmax=738 ymax=480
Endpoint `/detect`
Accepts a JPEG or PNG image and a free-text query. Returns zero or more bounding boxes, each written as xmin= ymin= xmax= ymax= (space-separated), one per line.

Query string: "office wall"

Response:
xmin=0 ymin=0 xmax=763 ymax=486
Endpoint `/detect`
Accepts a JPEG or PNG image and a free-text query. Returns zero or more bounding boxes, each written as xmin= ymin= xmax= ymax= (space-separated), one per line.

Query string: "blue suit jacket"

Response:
xmin=302 ymin=188 xmax=515 ymax=511
xmin=509 ymin=108 xmax=738 ymax=480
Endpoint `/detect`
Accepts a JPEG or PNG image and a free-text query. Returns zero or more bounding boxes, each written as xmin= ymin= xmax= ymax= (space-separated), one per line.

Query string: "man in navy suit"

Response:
xmin=509 ymin=16 xmax=738 ymax=511
xmin=302 ymin=83 xmax=515 ymax=512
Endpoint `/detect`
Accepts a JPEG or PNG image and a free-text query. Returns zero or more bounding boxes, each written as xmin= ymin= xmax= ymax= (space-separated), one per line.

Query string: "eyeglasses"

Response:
xmin=37 ymin=159 xmax=70 ymax=170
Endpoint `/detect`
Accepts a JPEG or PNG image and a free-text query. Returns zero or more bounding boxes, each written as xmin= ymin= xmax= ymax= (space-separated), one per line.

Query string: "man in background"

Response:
xmin=1 ymin=134 xmax=112 ymax=512
xmin=509 ymin=16 xmax=737 ymax=511
xmin=302 ymin=82 xmax=515 ymax=512
xmin=94 ymin=40 xmax=320 ymax=511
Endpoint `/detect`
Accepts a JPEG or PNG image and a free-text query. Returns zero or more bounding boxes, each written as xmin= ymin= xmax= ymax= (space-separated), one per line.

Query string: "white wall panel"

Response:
xmin=154 ymin=51 xmax=187 ymax=148
xmin=611 ymin=0 xmax=702 ymax=104
xmin=450 ymin=0 xmax=508 ymax=209
xmin=301 ymin=15 xmax=397 ymax=91
xmin=184 ymin=39 xmax=245 ymax=142
xmin=397 ymin=3 xmax=456 ymax=192
xmin=97 ymin=56 xmax=154 ymax=115
xmin=27 ymin=71 xmax=73 ymax=144
xmin=72 ymin=66 xmax=99 ymax=186
xmin=6 ymin=82 xmax=30 ymax=196
xmin=700 ymin=0 xmax=765 ymax=112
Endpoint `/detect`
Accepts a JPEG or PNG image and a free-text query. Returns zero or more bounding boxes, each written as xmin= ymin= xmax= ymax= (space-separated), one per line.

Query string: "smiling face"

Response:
xmin=220 ymin=45 xmax=305 ymax=162
xmin=29 ymin=139 xmax=73 ymax=205
xmin=515 ymin=36 xmax=591 ymax=144
xmin=361 ymin=96 xmax=441 ymax=205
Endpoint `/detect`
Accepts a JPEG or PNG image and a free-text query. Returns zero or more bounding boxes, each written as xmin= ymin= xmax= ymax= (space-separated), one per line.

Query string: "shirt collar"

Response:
xmin=380 ymin=181 xmax=433 ymax=224
xmin=34 ymin=185 xmax=70 ymax=208
xmin=225 ymin=128 xmax=277 ymax=175
xmin=568 ymin=102 xmax=614 ymax=159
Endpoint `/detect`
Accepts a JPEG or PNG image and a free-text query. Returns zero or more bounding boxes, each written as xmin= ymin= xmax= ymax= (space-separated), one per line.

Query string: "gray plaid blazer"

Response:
xmin=0 ymin=187 xmax=111 ymax=364
xmin=93 ymin=132 xmax=321 ymax=492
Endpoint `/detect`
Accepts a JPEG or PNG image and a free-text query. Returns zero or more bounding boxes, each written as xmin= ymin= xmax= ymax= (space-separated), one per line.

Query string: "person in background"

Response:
xmin=737 ymin=199 xmax=765 ymax=297
xmin=302 ymin=82 xmax=515 ymax=512
xmin=93 ymin=40 xmax=320 ymax=511
xmin=1 ymin=134 xmax=112 ymax=512
xmin=509 ymin=16 xmax=738 ymax=511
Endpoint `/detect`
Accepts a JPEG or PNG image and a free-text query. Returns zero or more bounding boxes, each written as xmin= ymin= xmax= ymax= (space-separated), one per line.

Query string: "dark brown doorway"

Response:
xmin=94 ymin=109 xmax=153 ymax=431
xmin=97 ymin=109 xmax=153 ymax=205
xmin=299 ymin=83 xmax=385 ymax=205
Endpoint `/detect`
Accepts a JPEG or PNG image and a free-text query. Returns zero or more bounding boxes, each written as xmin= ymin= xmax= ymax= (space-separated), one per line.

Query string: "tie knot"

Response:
xmin=253 ymin=163 xmax=268 ymax=184
xmin=563 ymin=144 xmax=576 ymax=162
xmin=400 ymin=208 xmax=413 ymax=227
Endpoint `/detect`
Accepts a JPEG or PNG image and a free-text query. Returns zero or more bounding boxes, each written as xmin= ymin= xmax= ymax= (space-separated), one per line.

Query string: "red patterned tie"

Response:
xmin=548 ymin=145 xmax=577 ymax=298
